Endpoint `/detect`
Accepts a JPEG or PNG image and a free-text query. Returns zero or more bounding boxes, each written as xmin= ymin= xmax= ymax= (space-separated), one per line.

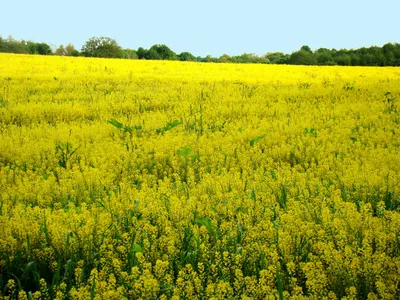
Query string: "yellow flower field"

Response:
xmin=1 ymin=53 xmax=400 ymax=299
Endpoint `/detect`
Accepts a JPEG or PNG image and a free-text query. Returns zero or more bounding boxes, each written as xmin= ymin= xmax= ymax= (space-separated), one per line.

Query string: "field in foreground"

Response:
xmin=0 ymin=53 xmax=400 ymax=299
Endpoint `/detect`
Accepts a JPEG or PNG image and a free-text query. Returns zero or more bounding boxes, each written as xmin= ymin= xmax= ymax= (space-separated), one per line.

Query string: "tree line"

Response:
xmin=1 ymin=35 xmax=400 ymax=66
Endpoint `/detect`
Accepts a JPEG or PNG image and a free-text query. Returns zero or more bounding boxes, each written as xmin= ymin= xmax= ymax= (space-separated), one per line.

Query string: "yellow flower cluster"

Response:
xmin=1 ymin=53 xmax=400 ymax=299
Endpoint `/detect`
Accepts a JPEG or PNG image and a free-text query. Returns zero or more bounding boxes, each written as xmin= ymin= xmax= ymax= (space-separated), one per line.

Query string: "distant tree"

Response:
xmin=122 ymin=48 xmax=138 ymax=59
xmin=369 ymin=46 xmax=385 ymax=66
xmin=27 ymin=41 xmax=37 ymax=54
xmin=289 ymin=47 xmax=317 ymax=65
xmin=25 ymin=41 xmax=51 ymax=55
xmin=137 ymin=47 xmax=147 ymax=59
xmin=315 ymin=48 xmax=335 ymax=65
xmin=364 ymin=53 xmax=377 ymax=66
xmin=350 ymin=53 xmax=361 ymax=66
xmin=0 ymin=36 xmax=7 ymax=52
xmin=1 ymin=33 xmax=400 ymax=67
xmin=203 ymin=55 xmax=217 ymax=63
xmin=382 ymin=43 xmax=395 ymax=66
xmin=300 ymin=45 xmax=313 ymax=53
xmin=57 ymin=44 xmax=79 ymax=56
xmin=1 ymin=36 xmax=28 ymax=53
xmin=178 ymin=51 xmax=196 ymax=61
xmin=336 ymin=54 xmax=352 ymax=66
xmin=148 ymin=44 xmax=178 ymax=60
xmin=238 ymin=53 xmax=251 ymax=63
xmin=36 ymin=43 xmax=52 ymax=55
xmin=265 ymin=52 xmax=289 ymax=64
xmin=392 ymin=43 xmax=400 ymax=66
xmin=56 ymin=44 xmax=67 ymax=56
xmin=70 ymin=50 xmax=80 ymax=57
xmin=81 ymin=37 xmax=122 ymax=58
xmin=219 ymin=54 xmax=231 ymax=63
xmin=146 ymin=47 xmax=161 ymax=60
xmin=383 ymin=42 xmax=395 ymax=54
xmin=231 ymin=53 xmax=266 ymax=64
xmin=65 ymin=43 xmax=79 ymax=56
xmin=248 ymin=53 xmax=268 ymax=64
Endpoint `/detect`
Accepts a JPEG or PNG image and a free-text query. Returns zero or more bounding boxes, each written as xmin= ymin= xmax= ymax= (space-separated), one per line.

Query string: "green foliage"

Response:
xmin=250 ymin=134 xmax=266 ymax=147
xmin=315 ymin=48 xmax=335 ymax=65
xmin=137 ymin=47 xmax=147 ymax=59
xmin=289 ymin=48 xmax=317 ymax=65
xmin=121 ymin=48 xmax=138 ymax=59
xmin=336 ymin=54 xmax=352 ymax=66
xmin=195 ymin=217 xmax=218 ymax=240
xmin=55 ymin=44 xmax=66 ymax=56
xmin=27 ymin=42 xmax=52 ymax=55
xmin=81 ymin=37 xmax=122 ymax=58
xmin=265 ymin=52 xmax=289 ymax=64
xmin=107 ymin=119 xmax=123 ymax=129
xmin=1 ymin=34 xmax=400 ymax=66
xmin=139 ymin=44 xmax=178 ymax=60
xmin=36 ymin=43 xmax=52 ymax=55
xmin=304 ymin=128 xmax=317 ymax=137
xmin=176 ymin=146 xmax=193 ymax=159
xmin=384 ymin=91 xmax=397 ymax=114
xmin=107 ymin=119 xmax=142 ymax=136
xmin=55 ymin=142 xmax=79 ymax=169
xmin=0 ymin=36 xmax=28 ymax=54
xmin=156 ymin=120 xmax=182 ymax=135
xmin=56 ymin=43 xmax=79 ymax=56
xmin=178 ymin=52 xmax=196 ymax=61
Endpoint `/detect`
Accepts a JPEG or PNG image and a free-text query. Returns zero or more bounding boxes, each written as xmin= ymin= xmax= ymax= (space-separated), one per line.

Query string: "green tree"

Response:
xmin=27 ymin=41 xmax=52 ymax=55
xmin=137 ymin=47 xmax=147 ymax=59
xmin=265 ymin=52 xmax=288 ymax=64
xmin=65 ymin=43 xmax=79 ymax=56
xmin=178 ymin=51 xmax=196 ymax=61
xmin=57 ymin=44 xmax=79 ymax=56
xmin=382 ymin=43 xmax=395 ymax=66
xmin=0 ymin=36 xmax=7 ymax=52
xmin=369 ymin=46 xmax=385 ymax=66
xmin=1 ymin=35 xmax=28 ymax=53
xmin=350 ymin=53 xmax=361 ymax=66
xmin=122 ymin=48 xmax=138 ymax=59
xmin=148 ymin=44 xmax=178 ymax=60
xmin=336 ymin=54 xmax=351 ymax=66
xmin=393 ymin=43 xmax=400 ymax=66
xmin=36 ymin=43 xmax=52 ymax=55
xmin=315 ymin=48 xmax=335 ymax=65
xmin=237 ymin=53 xmax=268 ymax=64
xmin=202 ymin=55 xmax=217 ymax=63
xmin=81 ymin=37 xmax=122 ymax=58
xmin=300 ymin=45 xmax=312 ymax=53
xmin=219 ymin=54 xmax=231 ymax=63
xmin=56 ymin=44 xmax=67 ymax=56
xmin=27 ymin=41 xmax=38 ymax=54
xmin=289 ymin=47 xmax=317 ymax=65
xmin=146 ymin=48 xmax=161 ymax=60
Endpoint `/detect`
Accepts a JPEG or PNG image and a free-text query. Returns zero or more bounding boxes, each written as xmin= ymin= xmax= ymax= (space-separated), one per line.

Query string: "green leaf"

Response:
xmin=177 ymin=146 xmax=193 ymax=158
xmin=250 ymin=134 xmax=266 ymax=147
xmin=107 ymin=119 xmax=123 ymax=129
xmin=195 ymin=217 xmax=217 ymax=239
xmin=156 ymin=119 xmax=182 ymax=134
xmin=191 ymin=152 xmax=200 ymax=162
xmin=132 ymin=244 xmax=143 ymax=253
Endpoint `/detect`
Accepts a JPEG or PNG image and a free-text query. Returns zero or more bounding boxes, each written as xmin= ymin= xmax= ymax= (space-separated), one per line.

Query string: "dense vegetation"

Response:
xmin=1 ymin=54 xmax=400 ymax=299
xmin=1 ymin=35 xmax=400 ymax=66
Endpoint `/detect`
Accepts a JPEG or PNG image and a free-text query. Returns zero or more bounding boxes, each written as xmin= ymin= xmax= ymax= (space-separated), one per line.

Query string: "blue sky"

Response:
xmin=1 ymin=0 xmax=399 ymax=57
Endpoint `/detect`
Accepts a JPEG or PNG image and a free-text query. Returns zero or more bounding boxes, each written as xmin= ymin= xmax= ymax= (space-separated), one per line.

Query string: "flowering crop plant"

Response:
xmin=0 ymin=53 xmax=400 ymax=299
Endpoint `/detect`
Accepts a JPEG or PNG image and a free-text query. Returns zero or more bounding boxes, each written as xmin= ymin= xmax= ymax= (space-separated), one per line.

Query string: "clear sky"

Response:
xmin=1 ymin=0 xmax=399 ymax=57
